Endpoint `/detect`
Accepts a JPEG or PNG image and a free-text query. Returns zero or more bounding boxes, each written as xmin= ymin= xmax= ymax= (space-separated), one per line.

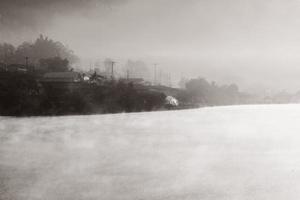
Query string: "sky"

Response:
xmin=1 ymin=0 xmax=300 ymax=93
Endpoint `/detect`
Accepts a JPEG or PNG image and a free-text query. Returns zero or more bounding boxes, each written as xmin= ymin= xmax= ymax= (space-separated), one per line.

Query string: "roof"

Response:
xmin=44 ymin=72 xmax=79 ymax=78
xmin=7 ymin=64 xmax=27 ymax=72
xmin=42 ymin=72 xmax=80 ymax=82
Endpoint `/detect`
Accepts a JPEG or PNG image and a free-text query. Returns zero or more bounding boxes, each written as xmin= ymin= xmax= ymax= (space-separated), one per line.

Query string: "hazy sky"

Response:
xmin=2 ymin=0 xmax=300 ymax=92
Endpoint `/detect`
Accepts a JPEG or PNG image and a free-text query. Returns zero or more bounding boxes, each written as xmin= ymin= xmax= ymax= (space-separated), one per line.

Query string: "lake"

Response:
xmin=1 ymin=104 xmax=300 ymax=200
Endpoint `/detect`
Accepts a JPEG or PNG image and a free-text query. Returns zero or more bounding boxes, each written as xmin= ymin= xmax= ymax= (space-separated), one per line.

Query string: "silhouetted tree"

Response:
xmin=178 ymin=77 xmax=188 ymax=89
xmin=0 ymin=34 xmax=79 ymax=67
xmin=181 ymin=77 xmax=240 ymax=106
xmin=0 ymin=72 xmax=40 ymax=115
xmin=0 ymin=43 xmax=16 ymax=64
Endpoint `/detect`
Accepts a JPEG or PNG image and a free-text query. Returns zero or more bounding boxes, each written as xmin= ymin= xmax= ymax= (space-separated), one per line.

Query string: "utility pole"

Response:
xmin=4 ymin=51 xmax=7 ymax=71
xmin=126 ymin=69 xmax=129 ymax=80
xmin=159 ymin=69 xmax=162 ymax=85
xmin=25 ymin=56 xmax=29 ymax=69
xmin=153 ymin=63 xmax=158 ymax=85
xmin=111 ymin=61 xmax=117 ymax=80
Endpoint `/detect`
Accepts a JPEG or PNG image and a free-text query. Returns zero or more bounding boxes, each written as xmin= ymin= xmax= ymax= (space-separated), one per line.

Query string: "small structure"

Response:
xmin=165 ymin=96 xmax=179 ymax=108
xmin=83 ymin=75 xmax=90 ymax=82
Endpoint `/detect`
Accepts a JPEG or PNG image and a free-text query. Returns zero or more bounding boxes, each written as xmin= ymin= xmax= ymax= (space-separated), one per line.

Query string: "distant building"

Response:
xmin=40 ymin=72 xmax=83 ymax=93
xmin=0 ymin=63 xmax=36 ymax=73
xmin=42 ymin=72 xmax=81 ymax=83
xmin=7 ymin=64 xmax=27 ymax=73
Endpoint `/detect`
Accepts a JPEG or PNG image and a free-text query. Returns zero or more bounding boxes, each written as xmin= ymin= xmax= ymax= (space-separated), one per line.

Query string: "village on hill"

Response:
xmin=1 ymin=35 xmax=298 ymax=116
xmin=0 ymin=36 xmax=185 ymax=116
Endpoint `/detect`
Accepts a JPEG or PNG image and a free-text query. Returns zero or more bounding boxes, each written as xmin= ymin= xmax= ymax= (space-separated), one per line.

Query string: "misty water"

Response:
xmin=1 ymin=104 xmax=300 ymax=200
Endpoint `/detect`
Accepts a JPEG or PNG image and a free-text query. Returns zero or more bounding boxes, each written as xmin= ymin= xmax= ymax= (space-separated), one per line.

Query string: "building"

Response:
xmin=40 ymin=72 xmax=83 ymax=92
xmin=7 ymin=64 xmax=27 ymax=73
xmin=42 ymin=72 xmax=81 ymax=83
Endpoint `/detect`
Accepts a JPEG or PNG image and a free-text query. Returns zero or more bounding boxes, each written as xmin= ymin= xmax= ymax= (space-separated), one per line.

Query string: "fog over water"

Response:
xmin=2 ymin=0 xmax=300 ymax=92
xmin=2 ymin=1 xmax=300 ymax=198
xmin=1 ymin=105 xmax=300 ymax=199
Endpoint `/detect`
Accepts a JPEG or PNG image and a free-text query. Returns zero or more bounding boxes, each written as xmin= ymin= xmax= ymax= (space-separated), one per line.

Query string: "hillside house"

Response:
xmin=42 ymin=72 xmax=81 ymax=83
xmin=7 ymin=64 xmax=27 ymax=73
xmin=40 ymin=72 xmax=83 ymax=92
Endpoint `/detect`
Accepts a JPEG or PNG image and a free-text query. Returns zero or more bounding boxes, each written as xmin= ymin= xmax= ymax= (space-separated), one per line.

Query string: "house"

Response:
xmin=40 ymin=72 xmax=83 ymax=92
xmin=7 ymin=64 xmax=27 ymax=73
xmin=42 ymin=72 xmax=81 ymax=83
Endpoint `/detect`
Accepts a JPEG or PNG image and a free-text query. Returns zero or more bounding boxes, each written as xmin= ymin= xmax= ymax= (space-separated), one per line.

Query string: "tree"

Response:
xmin=185 ymin=77 xmax=211 ymax=104
xmin=0 ymin=35 xmax=79 ymax=67
xmin=0 ymin=43 xmax=16 ymax=64
xmin=182 ymin=77 xmax=240 ymax=105
xmin=178 ymin=77 xmax=188 ymax=89
xmin=32 ymin=34 xmax=79 ymax=65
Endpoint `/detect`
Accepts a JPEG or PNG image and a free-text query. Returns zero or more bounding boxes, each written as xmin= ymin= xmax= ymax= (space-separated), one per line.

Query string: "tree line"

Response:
xmin=177 ymin=77 xmax=241 ymax=106
xmin=0 ymin=35 xmax=254 ymax=116
xmin=0 ymin=34 xmax=79 ymax=68
xmin=0 ymin=72 xmax=166 ymax=116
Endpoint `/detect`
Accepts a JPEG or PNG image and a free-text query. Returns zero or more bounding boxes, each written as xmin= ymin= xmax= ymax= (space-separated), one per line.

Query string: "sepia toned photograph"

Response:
xmin=1 ymin=0 xmax=300 ymax=199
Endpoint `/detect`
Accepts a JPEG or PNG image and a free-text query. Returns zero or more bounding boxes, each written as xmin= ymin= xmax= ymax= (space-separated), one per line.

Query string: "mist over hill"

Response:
xmin=2 ymin=0 xmax=300 ymax=93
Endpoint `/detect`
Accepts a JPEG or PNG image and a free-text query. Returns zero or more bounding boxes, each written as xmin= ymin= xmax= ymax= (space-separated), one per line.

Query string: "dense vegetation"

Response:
xmin=0 ymin=36 xmax=168 ymax=116
xmin=0 ymin=34 xmax=78 ymax=67
xmin=0 ymin=72 xmax=166 ymax=116
xmin=176 ymin=77 xmax=241 ymax=106
xmin=0 ymin=35 xmax=271 ymax=116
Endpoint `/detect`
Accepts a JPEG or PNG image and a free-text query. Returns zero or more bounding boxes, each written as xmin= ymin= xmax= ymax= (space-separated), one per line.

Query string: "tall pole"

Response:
xmin=159 ymin=69 xmax=162 ymax=85
xmin=4 ymin=51 xmax=7 ymax=71
xmin=154 ymin=63 xmax=158 ymax=85
xmin=25 ymin=57 xmax=29 ymax=69
xmin=111 ymin=61 xmax=116 ymax=80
